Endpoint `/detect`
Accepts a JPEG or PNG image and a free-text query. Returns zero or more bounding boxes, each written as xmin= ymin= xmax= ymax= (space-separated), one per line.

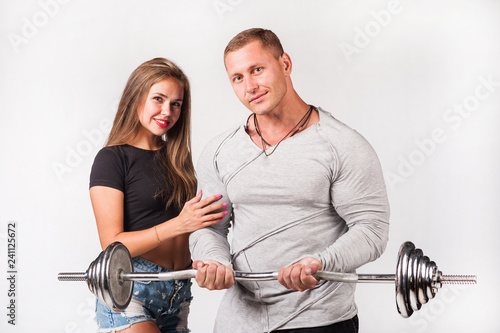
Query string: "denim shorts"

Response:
xmin=95 ymin=256 xmax=193 ymax=333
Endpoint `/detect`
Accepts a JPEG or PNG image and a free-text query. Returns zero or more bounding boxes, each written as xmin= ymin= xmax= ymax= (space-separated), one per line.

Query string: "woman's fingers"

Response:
xmin=185 ymin=190 xmax=203 ymax=205
xmin=202 ymin=202 xmax=229 ymax=215
xmin=198 ymin=194 xmax=223 ymax=207
xmin=190 ymin=192 xmax=229 ymax=215
xmin=178 ymin=192 xmax=230 ymax=231
xmin=186 ymin=192 xmax=224 ymax=209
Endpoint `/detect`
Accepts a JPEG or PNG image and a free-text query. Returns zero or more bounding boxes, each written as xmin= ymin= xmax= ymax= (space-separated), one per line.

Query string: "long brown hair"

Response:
xmin=106 ymin=57 xmax=196 ymax=210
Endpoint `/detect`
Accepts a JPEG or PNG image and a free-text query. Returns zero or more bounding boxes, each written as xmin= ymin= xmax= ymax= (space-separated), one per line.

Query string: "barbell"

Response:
xmin=58 ymin=241 xmax=476 ymax=317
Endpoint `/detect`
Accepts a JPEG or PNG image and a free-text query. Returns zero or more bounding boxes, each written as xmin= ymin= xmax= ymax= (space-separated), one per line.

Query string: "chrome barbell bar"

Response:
xmin=58 ymin=241 xmax=476 ymax=317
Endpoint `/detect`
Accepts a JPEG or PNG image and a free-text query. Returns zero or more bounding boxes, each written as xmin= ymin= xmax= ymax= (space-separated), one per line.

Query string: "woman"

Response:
xmin=89 ymin=57 xmax=227 ymax=333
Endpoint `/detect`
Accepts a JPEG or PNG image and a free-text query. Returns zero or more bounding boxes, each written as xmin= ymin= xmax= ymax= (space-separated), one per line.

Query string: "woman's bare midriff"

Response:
xmin=140 ymin=234 xmax=192 ymax=271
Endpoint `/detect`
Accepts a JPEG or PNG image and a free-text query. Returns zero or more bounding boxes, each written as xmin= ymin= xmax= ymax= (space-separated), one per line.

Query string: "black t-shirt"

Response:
xmin=89 ymin=144 xmax=179 ymax=232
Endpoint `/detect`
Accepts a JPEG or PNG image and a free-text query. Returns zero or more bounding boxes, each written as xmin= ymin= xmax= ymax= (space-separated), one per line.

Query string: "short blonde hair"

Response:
xmin=224 ymin=28 xmax=284 ymax=64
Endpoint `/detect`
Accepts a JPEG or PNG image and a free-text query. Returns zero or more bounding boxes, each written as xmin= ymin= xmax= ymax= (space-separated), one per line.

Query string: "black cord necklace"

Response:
xmin=253 ymin=105 xmax=314 ymax=156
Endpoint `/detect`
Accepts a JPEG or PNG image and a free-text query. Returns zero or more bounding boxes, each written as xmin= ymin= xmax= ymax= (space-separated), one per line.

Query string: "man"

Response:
xmin=189 ymin=28 xmax=390 ymax=333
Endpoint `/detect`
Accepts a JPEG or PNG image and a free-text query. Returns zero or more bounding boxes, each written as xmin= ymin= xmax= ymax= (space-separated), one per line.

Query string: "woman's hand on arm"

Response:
xmin=167 ymin=190 xmax=228 ymax=235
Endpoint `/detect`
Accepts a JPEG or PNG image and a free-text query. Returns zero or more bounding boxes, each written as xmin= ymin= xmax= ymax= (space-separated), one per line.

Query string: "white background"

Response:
xmin=1 ymin=0 xmax=499 ymax=332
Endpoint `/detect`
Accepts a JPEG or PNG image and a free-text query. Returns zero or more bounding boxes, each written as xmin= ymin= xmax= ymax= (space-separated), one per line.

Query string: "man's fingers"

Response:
xmin=192 ymin=260 xmax=204 ymax=270
xmin=194 ymin=261 xmax=234 ymax=290
xmin=291 ymin=265 xmax=308 ymax=291
xmin=279 ymin=262 xmax=320 ymax=291
xmin=278 ymin=266 xmax=292 ymax=289
xmin=224 ymin=266 xmax=234 ymax=286
xmin=209 ymin=264 xmax=224 ymax=289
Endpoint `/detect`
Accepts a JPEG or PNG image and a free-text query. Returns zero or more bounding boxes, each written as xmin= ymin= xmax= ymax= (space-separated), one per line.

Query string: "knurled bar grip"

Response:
xmin=58 ymin=241 xmax=476 ymax=317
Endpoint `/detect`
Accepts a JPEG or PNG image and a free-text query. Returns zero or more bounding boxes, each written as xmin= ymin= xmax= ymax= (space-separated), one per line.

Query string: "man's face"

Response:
xmin=225 ymin=41 xmax=289 ymax=115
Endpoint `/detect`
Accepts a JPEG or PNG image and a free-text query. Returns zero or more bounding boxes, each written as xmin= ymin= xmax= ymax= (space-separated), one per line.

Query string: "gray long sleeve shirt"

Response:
xmin=190 ymin=108 xmax=390 ymax=332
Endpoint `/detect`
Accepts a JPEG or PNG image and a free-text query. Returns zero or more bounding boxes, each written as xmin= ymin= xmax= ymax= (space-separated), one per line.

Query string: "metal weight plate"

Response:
xmin=97 ymin=242 xmax=134 ymax=312
xmin=107 ymin=242 xmax=134 ymax=311
xmin=395 ymin=243 xmax=405 ymax=317
xmin=408 ymin=249 xmax=423 ymax=311
xmin=417 ymin=255 xmax=430 ymax=305
xmin=424 ymin=261 xmax=435 ymax=300
xmin=86 ymin=250 xmax=105 ymax=308
xmin=396 ymin=242 xmax=415 ymax=318
xmin=428 ymin=262 xmax=438 ymax=299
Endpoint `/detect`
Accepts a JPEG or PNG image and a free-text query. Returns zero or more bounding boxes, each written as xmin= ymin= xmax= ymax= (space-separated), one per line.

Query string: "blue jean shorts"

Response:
xmin=95 ymin=256 xmax=193 ymax=333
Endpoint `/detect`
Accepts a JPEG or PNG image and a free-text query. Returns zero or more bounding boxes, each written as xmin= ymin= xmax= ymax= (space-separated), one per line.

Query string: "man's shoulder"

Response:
xmin=316 ymin=107 xmax=373 ymax=152
xmin=208 ymin=123 xmax=242 ymax=145
xmin=199 ymin=123 xmax=244 ymax=158
xmin=317 ymin=107 xmax=360 ymax=137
